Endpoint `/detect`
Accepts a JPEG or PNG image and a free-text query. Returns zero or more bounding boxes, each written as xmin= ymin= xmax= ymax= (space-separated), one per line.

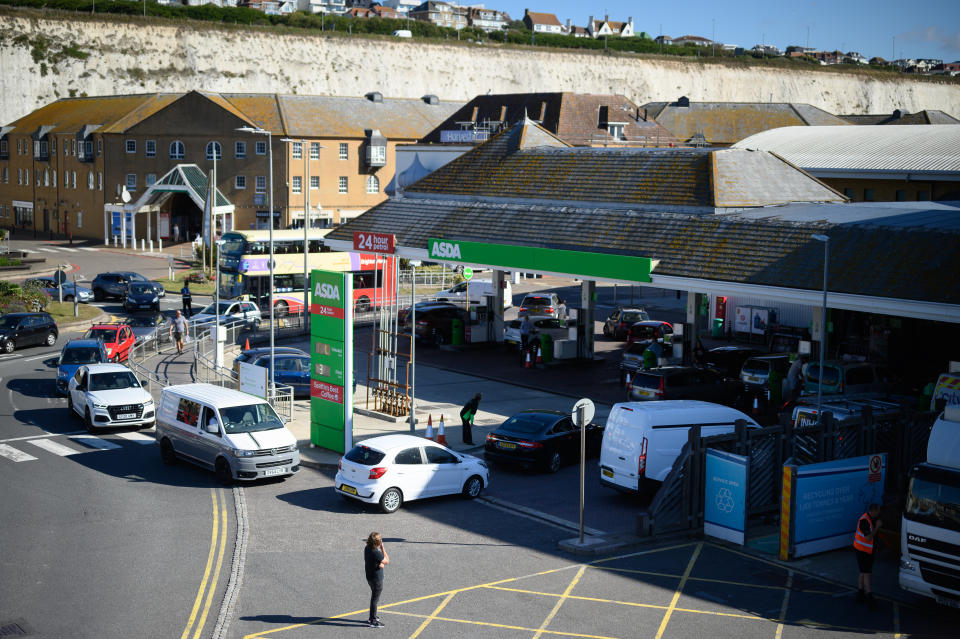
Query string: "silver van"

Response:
xmin=156 ymin=383 xmax=300 ymax=483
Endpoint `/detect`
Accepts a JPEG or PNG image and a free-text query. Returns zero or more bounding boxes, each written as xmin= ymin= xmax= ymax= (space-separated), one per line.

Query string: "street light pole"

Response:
xmin=812 ymin=234 xmax=830 ymax=424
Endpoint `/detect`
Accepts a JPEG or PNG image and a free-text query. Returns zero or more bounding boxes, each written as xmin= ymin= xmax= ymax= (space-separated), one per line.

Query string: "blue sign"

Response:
xmin=792 ymin=454 xmax=885 ymax=557
xmin=704 ymin=449 xmax=749 ymax=545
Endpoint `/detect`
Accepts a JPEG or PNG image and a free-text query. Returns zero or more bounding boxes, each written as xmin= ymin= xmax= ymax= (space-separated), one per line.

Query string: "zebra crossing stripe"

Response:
xmin=36 ymin=247 xmax=58 ymax=253
xmin=57 ymin=246 xmax=78 ymax=253
xmin=27 ymin=438 xmax=82 ymax=456
xmin=0 ymin=443 xmax=37 ymax=462
xmin=115 ymin=431 xmax=156 ymax=445
xmin=70 ymin=434 xmax=122 ymax=450
xmin=79 ymin=247 xmax=99 ymax=251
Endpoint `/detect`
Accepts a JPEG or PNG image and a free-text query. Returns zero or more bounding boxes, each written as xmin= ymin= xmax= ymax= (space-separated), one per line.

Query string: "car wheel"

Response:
xmin=603 ymin=324 xmax=610 ymax=338
xmin=2 ymin=339 xmax=13 ymax=353
xmin=45 ymin=332 xmax=57 ymax=347
xmin=160 ymin=439 xmax=177 ymax=465
xmin=275 ymin=301 xmax=289 ymax=317
xmin=462 ymin=475 xmax=483 ymax=499
xmin=379 ymin=487 xmax=403 ymax=514
xmin=545 ymin=450 xmax=562 ymax=474
xmin=85 ymin=408 xmax=95 ymax=434
xmin=64 ymin=295 xmax=74 ymax=303
xmin=215 ymin=457 xmax=233 ymax=485
xmin=67 ymin=394 xmax=74 ymax=413
xmin=93 ymin=288 xmax=104 ymax=301
xmin=355 ymin=296 xmax=371 ymax=313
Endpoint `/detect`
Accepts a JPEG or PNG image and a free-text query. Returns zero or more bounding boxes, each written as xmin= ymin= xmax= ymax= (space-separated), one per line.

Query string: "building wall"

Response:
xmin=821 ymin=177 xmax=959 ymax=202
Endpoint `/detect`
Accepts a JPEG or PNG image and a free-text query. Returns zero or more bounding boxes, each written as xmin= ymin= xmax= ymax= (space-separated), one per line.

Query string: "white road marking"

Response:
xmin=0 ymin=431 xmax=86 ymax=444
xmin=57 ymin=247 xmax=78 ymax=253
xmin=36 ymin=247 xmax=59 ymax=253
xmin=115 ymin=431 xmax=156 ymax=445
xmin=78 ymin=247 xmax=98 ymax=252
xmin=70 ymin=434 xmax=122 ymax=450
xmin=28 ymin=438 xmax=83 ymax=456
xmin=0 ymin=444 xmax=37 ymax=462
xmin=24 ymin=352 xmax=57 ymax=362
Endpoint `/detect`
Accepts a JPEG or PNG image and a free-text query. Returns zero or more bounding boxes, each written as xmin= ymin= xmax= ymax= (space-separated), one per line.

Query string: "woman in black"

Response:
xmin=364 ymin=532 xmax=389 ymax=628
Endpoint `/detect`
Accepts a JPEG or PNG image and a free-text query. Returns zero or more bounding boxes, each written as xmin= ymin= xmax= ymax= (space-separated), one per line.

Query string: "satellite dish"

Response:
xmin=121 ymin=187 xmax=131 ymax=203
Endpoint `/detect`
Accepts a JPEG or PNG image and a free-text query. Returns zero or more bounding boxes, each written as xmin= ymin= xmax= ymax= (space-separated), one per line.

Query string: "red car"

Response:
xmin=84 ymin=323 xmax=135 ymax=363
xmin=625 ymin=320 xmax=673 ymax=348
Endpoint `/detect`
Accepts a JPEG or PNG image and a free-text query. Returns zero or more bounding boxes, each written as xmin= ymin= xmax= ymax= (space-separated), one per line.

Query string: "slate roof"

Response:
xmin=839 ymin=110 xmax=960 ymax=125
xmin=420 ymin=92 xmax=680 ymax=147
xmin=641 ymin=100 xmax=850 ymax=146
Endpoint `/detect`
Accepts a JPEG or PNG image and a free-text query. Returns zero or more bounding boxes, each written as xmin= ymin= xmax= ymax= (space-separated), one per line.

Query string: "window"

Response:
xmin=255 ymin=175 xmax=266 ymax=193
xmin=51 ymin=139 xmax=56 ymax=154
xmin=255 ymin=140 xmax=266 ymax=155
xmin=394 ymin=447 xmax=423 ymax=464
xmin=608 ymin=123 xmax=625 ymax=139
xmin=338 ymin=176 xmax=347 ymax=194
xmin=97 ymin=138 xmax=102 ymax=156
xmin=235 ymin=141 xmax=246 ymax=159
xmin=176 ymin=398 xmax=201 ymax=427
xmin=3 ymin=167 xmax=7 ymax=184
xmin=310 ymin=175 xmax=319 ymax=190
xmin=52 ymin=170 xmax=56 ymax=187
xmin=125 ymin=139 xmax=136 ymax=154
xmin=292 ymin=176 xmax=302 ymax=193
xmin=310 ymin=142 xmax=320 ymax=159
xmin=895 ymin=189 xmax=906 ymax=201
xmin=126 ymin=173 xmax=136 ymax=190
xmin=35 ymin=170 xmax=40 ymax=186
xmin=863 ymin=188 xmax=875 ymax=202
xmin=43 ymin=169 xmax=49 ymax=187
xmin=71 ymin=171 xmax=77 ymax=189
xmin=146 ymin=173 xmax=157 ymax=187
xmin=71 ymin=139 xmax=76 ymax=155
xmin=206 ymin=141 xmax=222 ymax=161
xmin=24 ymin=169 xmax=28 ymax=185
xmin=339 ymin=142 xmax=348 ymax=160
xmin=145 ymin=140 xmax=156 ymax=158
xmin=17 ymin=138 xmax=21 ymax=154
xmin=292 ymin=142 xmax=302 ymax=160
xmin=16 ymin=168 xmax=21 ymax=185
xmin=64 ymin=170 xmax=69 ymax=186
xmin=77 ymin=211 xmax=82 ymax=228
xmin=917 ymin=191 xmax=929 ymax=201
xmin=235 ymin=175 xmax=246 ymax=189
xmin=366 ymin=175 xmax=379 ymax=194
xmin=82 ymin=140 xmax=93 ymax=159
xmin=98 ymin=172 xmax=103 ymax=190
xmin=170 ymin=141 xmax=185 ymax=160
xmin=0 ymin=139 xmax=6 ymax=156
xmin=88 ymin=171 xmax=94 ymax=190
xmin=843 ymin=188 xmax=855 ymax=200
xmin=425 ymin=446 xmax=458 ymax=464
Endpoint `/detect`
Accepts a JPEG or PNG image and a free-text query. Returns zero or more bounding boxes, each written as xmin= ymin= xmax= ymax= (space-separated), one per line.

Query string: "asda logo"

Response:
xmin=430 ymin=241 xmax=462 ymax=259
xmin=314 ymin=282 xmax=341 ymax=301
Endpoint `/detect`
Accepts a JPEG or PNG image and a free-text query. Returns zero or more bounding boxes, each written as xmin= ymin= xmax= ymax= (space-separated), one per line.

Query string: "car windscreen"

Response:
xmin=621 ymin=311 xmax=648 ymax=323
xmin=0 ymin=316 xmax=20 ymax=329
xmin=805 ymin=364 xmax=841 ymax=386
xmin=498 ymin=414 xmax=550 ymax=435
xmin=220 ymin=403 xmax=284 ymax=433
xmin=905 ymin=470 xmax=960 ymax=534
xmin=85 ymin=328 xmax=117 ymax=342
xmin=60 ymin=348 xmax=102 ymax=365
xmin=129 ymin=315 xmax=161 ymax=327
xmin=129 ymin=283 xmax=153 ymax=295
xmin=742 ymin=358 xmax=772 ymax=376
xmin=89 ymin=371 xmax=140 ymax=391
xmin=344 ymin=444 xmax=386 ymax=466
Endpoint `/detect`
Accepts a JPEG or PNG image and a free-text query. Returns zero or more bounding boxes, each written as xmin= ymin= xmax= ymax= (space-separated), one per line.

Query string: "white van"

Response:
xmin=599 ymin=400 xmax=758 ymax=493
xmin=392 ymin=29 xmax=412 ymax=38
xmin=156 ymin=383 xmax=300 ymax=483
xmin=435 ymin=278 xmax=512 ymax=309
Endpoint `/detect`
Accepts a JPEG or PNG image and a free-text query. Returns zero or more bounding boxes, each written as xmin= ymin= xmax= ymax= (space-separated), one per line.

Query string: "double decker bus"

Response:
xmin=217 ymin=230 xmax=395 ymax=315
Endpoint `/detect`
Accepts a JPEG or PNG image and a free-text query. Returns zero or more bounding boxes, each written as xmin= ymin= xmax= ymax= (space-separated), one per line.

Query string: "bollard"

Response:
xmin=149 ymin=240 xmax=153 ymax=253
xmin=113 ymin=235 xmax=118 ymax=248
xmin=141 ymin=239 xmax=145 ymax=251
xmin=159 ymin=238 xmax=163 ymax=251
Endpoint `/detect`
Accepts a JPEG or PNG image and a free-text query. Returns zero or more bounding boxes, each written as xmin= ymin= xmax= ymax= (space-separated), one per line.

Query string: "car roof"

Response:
xmin=748 ymin=353 xmax=791 ymax=360
xmin=89 ymin=323 xmax=129 ymax=330
xmin=709 ymin=345 xmax=760 ymax=352
xmin=63 ymin=339 xmax=102 ymax=349
xmin=3 ymin=312 xmax=45 ymax=318
xmin=163 ymin=383 xmax=271 ymax=408
xmin=84 ymin=363 xmax=133 ymax=374
xmin=242 ymin=347 xmax=305 ymax=356
xmin=353 ymin=434 xmax=445 ymax=453
xmin=511 ymin=409 xmax=565 ymax=419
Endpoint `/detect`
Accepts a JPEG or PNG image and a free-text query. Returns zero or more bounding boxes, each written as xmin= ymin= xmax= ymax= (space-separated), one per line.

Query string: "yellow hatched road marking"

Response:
xmin=194 ymin=488 xmax=229 ymax=639
xmin=181 ymin=488 xmax=221 ymax=639
xmin=385 ymin=609 xmax=616 ymax=638
xmin=593 ymin=565 xmax=838 ymax=595
xmin=893 ymin=601 xmax=901 ymax=638
xmin=654 ymin=542 xmax=702 ymax=639
xmin=533 ymin=565 xmax=587 ymax=639
xmin=774 ymin=571 xmax=793 ymax=639
xmin=408 ymin=591 xmax=456 ymax=639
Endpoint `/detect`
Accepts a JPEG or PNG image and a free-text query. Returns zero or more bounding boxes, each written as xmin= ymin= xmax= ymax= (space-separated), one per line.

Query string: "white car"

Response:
xmin=335 ymin=434 xmax=489 ymax=513
xmin=503 ymin=315 xmax=571 ymax=347
xmin=67 ymin=363 xmax=156 ymax=433
xmin=190 ymin=300 xmax=262 ymax=329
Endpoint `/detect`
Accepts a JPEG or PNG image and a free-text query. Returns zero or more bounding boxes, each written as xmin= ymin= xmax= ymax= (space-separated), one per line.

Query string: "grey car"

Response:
xmin=126 ymin=312 xmax=171 ymax=345
xmin=24 ymin=276 xmax=94 ymax=303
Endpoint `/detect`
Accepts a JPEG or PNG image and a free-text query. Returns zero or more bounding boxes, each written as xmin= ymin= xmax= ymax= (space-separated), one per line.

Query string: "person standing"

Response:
xmin=785 ymin=355 xmax=806 ymax=402
xmin=460 ymin=392 xmax=481 ymax=445
xmin=853 ymin=503 xmax=883 ymax=605
xmin=693 ymin=339 xmax=706 ymax=367
xmin=519 ymin=315 xmax=534 ymax=354
xmin=181 ymin=281 xmax=192 ymax=318
xmin=170 ymin=309 xmax=188 ymax=355
xmin=173 ymin=223 xmax=180 ymax=243
xmin=364 ymin=532 xmax=389 ymax=628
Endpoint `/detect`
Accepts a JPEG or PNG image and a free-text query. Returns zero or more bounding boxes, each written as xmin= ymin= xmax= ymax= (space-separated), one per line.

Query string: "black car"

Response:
xmin=484 ymin=410 xmax=604 ymax=473
xmin=602 ymin=307 xmax=650 ymax=340
xmin=399 ymin=301 xmax=465 ymax=346
xmin=701 ymin=345 xmax=765 ymax=378
xmin=628 ymin=366 xmax=742 ymax=405
xmin=0 ymin=312 xmax=58 ymax=353
xmin=123 ymin=282 xmax=161 ymax=313
xmin=92 ymin=272 xmax=164 ymax=301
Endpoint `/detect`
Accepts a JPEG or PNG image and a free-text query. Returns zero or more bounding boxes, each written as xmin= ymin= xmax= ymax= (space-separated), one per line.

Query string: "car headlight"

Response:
xmin=106 ymin=348 xmax=113 ymax=355
xmin=92 ymin=401 xmax=108 ymax=409
xmin=143 ymin=399 xmax=154 ymax=407
xmin=900 ymin=558 xmax=916 ymax=571
xmin=232 ymin=448 xmax=256 ymax=458
xmin=152 ymin=297 xmax=158 ymax=303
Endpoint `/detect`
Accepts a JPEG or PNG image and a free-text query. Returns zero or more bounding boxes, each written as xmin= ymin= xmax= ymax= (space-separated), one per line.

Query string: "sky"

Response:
xmin=493 ymin=1 xmax=960 ymax=62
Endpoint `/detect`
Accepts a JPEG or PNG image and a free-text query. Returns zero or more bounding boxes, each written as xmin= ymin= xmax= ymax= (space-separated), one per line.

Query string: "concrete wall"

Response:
xmin=2 ymin=12 xmax=959 ymax=123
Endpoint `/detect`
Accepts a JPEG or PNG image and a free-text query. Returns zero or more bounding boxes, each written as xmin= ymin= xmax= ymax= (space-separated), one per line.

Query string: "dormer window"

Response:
xmin=364 ymin=129 xmax=386 ymax=168
xmin=608 ymin=123 xmax=626 ymax=140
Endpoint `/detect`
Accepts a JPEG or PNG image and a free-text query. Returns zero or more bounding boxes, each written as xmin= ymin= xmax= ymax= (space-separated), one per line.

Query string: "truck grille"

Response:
xmin=919 ymin=561 xmax=960 ymax=591
xmin=108 ymin=404 xmax=143 ymax=420
xmin=256 ymin=458 xmax=293 ymax=469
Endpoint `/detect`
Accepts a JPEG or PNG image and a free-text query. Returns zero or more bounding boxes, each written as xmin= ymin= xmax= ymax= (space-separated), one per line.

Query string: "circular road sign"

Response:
xmin=462 ymin=267 xmax=473 ymax=280
xmin=53 ymin=269 xmax=68 ymax=285
xmin=572 ymin=398 xmax=595 ymax=427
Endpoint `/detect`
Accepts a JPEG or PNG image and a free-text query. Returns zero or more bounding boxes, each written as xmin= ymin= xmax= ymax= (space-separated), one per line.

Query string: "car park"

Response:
xmin=335 ymin=434 xmax=489 ymax=513
xmin=233 ymin=346 xmax=308 ymax=375
xmin=740 ymin=353 xmax=793 ymax=389
xmin=191 ymin=300 xmax=261 ymax=329
xmin=518 ymin=293 xmax=566 ymax=319
xmin=24 ymin=276 xmax=94 ymax=303
xmin=503 ymin=316 xmax=570 ymax=348
xmin=123 ymin=282 xmax=161 ymax=313
xmin=398 ymin=301 xmax=466 ymax=345
xmin=83 ymin=323 xmax=135 ymax=362
xmin=603 ymin=307 xmax=650 ymax=340
xmin=628 ymin=366 xmax=742 ymax=404
xmin=92 ymin=272 xmax=164 ymax=301
xmin=625 ymin=320 xmax=673 ymax=348
xmin=701 ymin=345 xmax=765 ymax=378
xmin=0 ymin=312 xmax=58 ymax=353
xmin=56 ymin=339 xmax=109 ymax=394
xmin=802 ymin=360 xmax=896 ymax=396
xmin=67 ymin=363 xmax=156 ymax=432
xmin=484 ymin=410 xmax=604 ymax=473
xmin=156 ymin=383 xmax=300 ymax=483
xmin=127 ymin=313 xmax=171 ymax=345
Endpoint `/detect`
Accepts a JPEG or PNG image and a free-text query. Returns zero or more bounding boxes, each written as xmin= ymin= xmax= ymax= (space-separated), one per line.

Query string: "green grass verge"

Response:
xmin=156 ymin=272 xmax=215 ymax=296
xmin=47 ymin=301 xmax=101 ymax=323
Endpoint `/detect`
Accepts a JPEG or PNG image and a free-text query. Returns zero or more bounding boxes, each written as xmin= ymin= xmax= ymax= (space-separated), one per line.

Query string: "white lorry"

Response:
xmin=899 ymin=403 xmax=960 ymax=607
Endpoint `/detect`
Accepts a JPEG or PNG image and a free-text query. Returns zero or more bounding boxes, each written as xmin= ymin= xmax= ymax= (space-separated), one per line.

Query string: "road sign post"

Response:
xmin=572 ymin=397 xmax=595 ymax=544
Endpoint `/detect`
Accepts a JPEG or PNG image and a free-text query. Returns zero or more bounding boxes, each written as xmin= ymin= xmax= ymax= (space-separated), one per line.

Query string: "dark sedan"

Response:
xmin=628 ymin=366 xmax=742 ymax=405
xmin=484 ymin=410 xmax=604 ymax=473
xmin=701 ymin=345 xmax=765 ymax=378
xmin=123 ymin=282 xmax=160 ymax=313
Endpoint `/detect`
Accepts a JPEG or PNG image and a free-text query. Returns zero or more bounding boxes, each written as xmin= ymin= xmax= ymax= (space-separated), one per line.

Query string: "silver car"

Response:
xmin=25 ymin=276 xmax=94 ymax=303
xmin=191 ymin=300 xmax=262 ymax=329
xmin=518 ymin=293 xmax=567 ymax=319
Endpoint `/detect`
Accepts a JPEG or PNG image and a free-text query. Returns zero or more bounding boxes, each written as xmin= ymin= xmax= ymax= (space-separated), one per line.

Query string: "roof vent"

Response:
xmin=893 ymin=109 xmax=908 ymax=119
xmin=365 ymin=92 xmax=383 ymax=103
xmin=422 ymin=94 xmax=439 ymax=105
xmin=677 ymin=96 xmax=690 ymax=107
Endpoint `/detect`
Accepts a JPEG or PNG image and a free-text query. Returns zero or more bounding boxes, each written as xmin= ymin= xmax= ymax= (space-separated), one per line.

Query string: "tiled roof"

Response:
xmin=6 ymin=94 xmax=176 ymax=135
xmin=641 ymin=100 xmax=850 ymax=146
xmin=839 ymin=110 xmax=960 ymax=125
xmin=525 ymin=10 xmax=562 ymax=26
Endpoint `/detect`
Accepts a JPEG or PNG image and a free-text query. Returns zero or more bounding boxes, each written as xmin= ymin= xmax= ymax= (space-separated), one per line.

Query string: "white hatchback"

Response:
xmin=335 ymin=434 xmax=489 ymax=513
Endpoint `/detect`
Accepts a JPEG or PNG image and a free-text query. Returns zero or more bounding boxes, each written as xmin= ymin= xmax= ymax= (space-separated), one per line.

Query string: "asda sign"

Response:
xmin=427 ymin=238 xmax=651 ymax=283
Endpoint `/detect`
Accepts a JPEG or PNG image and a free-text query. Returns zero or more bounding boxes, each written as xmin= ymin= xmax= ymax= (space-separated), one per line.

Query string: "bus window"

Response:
xmin=353 ymin=271 xmax=376 ymax=290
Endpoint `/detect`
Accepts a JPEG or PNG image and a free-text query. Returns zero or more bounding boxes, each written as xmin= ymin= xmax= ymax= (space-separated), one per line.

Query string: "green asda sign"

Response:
xmin=428 ymin=238 xmax=651 ymax=282
xmin=310 ymin=269 xmax=353 ymax=454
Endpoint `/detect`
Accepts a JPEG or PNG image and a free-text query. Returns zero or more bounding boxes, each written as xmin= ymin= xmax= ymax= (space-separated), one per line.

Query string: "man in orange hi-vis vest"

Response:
xmin=853 ymin=503 xmax=883 ymax=605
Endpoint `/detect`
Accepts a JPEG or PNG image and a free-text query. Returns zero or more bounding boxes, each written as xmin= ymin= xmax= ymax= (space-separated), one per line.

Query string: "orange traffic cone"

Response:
xmin=425 ymin=414 xmax=434 ymax=441
xmin=624 ymin=371 xmax=632 ymax=388
xmin=752 ymin=396 xmax=760 ymax=415
xmin=244 ymin=338 xmax=250 ymax=351
xmin=535 ymin=343 xmax=543 ymax=367
xmin=524 ymin=349 xmax=532 ymax=369
xmin=437 ymin=415 xmax=447 ymax=447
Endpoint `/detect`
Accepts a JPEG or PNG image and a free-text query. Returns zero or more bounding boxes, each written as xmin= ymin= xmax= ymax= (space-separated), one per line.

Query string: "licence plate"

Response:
xmin=636 ymin=388 xmax=655 ymax=397
xmin=498 ymin=441 xmax=517 ymax=450
xmin=602 ymin=468 xmax=614 ymax=478
xmin=340 ymin=484 xmax=358 ymax=495
xmin=118 ymin=413 xmax=136 ymax=419
xmin=140 ymin=304 xmax=151 ymax=308
xmin=936 ymin=595 xmax=960 ymax=609
xmin=745 ymin=375 xmax=759 ymax=383
xmin=263 ymin=467 xmax=286 ymax=477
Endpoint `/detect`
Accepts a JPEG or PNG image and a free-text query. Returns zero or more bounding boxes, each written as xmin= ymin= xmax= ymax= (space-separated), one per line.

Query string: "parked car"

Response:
xmin=56 ymin=339 xmax=109 ymax=394
xmin=242 ymin=351 xmax=312 ymax=399
xmin=335 ymin=434 xmax=489 ymax=513
xmin=802 ymin=360 xmax=896 ymax=396
xmin=83 ymin=323 xmax=135 ymax=362
xmin=518 ymin=293 xmax=566 ymax=319
xmin=0 ymin=312 xmax=58 ymax=353
xmin=603 ymin=307 xmax=650 ymax=340
xmin=398 ymin=301 xmax=465 ymax=346
xmin=191 ymin=300 xmax=262 ymax=329
xmin=123 ymin=281 xmax=161 ymax=313
xmin=628 ymin=366 xmax=742 ymax=405
xmin=92 ymin=271 xmax=164 ymax=301
xmin=233 ymin=346 xmax=308 ymax=375
xmin=67 ymin=363 xmax=155 ymax=432
xmin=24 ymin=276 xmax=94 ymax=303
xmin=625 ymin=320 xmax=673 ymax=348
xmin=127 ymin=312 xmax=171 ymax=345
xmin=484 ymin=410 xmax=604 ymax=473
xmin=620 ymin=341 xmax=649 ymax=381
xmin=503 ymin=316 xmax=570 ymax=348
xmin=701 ymin=345 xmax=765 ymax=378
xmin=740 ymin=353 xmax=792 ymax=390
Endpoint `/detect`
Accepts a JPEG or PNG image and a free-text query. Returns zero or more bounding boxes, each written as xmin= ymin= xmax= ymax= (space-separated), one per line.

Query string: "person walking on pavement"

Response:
xmin=854 ymin=503 xmax=883 ymax=606
xmin=364 ymin=532 xmax=389 ymax=628
xmin=460 ymin=393 xmax=481 ymax=445
xmin=181 ymin=281 xmax=192 ymax=318
xmin=170 ymin=309 xmax=188 ymax=355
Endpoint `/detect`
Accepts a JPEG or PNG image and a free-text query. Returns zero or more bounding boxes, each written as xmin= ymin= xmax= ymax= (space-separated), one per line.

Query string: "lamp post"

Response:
xmin=237 ymin=126 xmax=275 ymax=389
xmin=215 ymin=238 xmax=225 ymax=369
xmin=812 ymin=234 xmax=830 ymax=424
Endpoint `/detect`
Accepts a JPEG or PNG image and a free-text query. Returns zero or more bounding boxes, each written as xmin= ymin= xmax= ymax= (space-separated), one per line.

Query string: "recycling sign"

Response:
xmin=704 ymin=449 xmax=749 ymax=545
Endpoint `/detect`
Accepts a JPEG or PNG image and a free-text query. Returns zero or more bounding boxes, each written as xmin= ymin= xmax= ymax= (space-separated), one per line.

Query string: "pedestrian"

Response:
xmin=170 ymin=309 xmax=188 ymax=355
xmin=460 ymin=392 xmax=481 ymax=445
xmin=693 ymin=339 xmax=706 ymax=367
xmin=785 ymin=355 xmax=806 ymax=402
xmin=853 ymin=503 xmax=883 ymax=606
xmin=364 ymin=532 xmax=389 ymax=629
xmin=519 ymin=314 xmax=534 ymax=353
xmin=173 ymin=223 xmax=179 ymax=243
xmin=648 ymin=338 xmax=664 ymax=367
xmin=181 ymin=281 xmax=192 ymax=318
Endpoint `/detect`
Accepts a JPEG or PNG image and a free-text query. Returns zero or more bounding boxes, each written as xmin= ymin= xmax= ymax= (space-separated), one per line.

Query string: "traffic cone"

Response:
xmin=535 ymin=343 xmax=543 ymax=367
xmin=437 ymin=415 xmax=447 ymax=447
xmin=425 ymin=414 xmax=434 ymax=441
xmin=752 ymin=396 xmax=760 ymax=415
xmin=524 ymin=349 xmax=532 ymax=369
xmin=244 ymin=338 xmax=250 ymax=351
xmin=624 ymin=371 xmax=632 ymax=388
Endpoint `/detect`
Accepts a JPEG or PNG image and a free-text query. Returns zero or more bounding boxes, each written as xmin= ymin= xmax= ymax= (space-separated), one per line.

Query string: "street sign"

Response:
xmin=572 ymin=398 xmax=595 ymax=426
xmin=353 ymin=231 xmax=395 ymax=254
xmin=462 ymin=267 xmax=473 ymax=281
xmin=53 ymin=269 xmax=68 ymax=285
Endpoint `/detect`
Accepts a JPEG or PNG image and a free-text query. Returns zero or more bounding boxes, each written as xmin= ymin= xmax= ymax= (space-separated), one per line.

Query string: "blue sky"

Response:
xmin=493 ymin=1 xmax=960 ymax=61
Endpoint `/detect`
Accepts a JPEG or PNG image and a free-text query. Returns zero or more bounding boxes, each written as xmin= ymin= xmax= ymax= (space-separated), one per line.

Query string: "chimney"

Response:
xmin=605 ymin=14 xmax=609 ymax=22
xmin=365 ymin=91 xmax=383 ymax=103
xmin=421 ymin=94 xmax=439 ymax=105
xmin=565 ymin=18 xmax=570 ymax=30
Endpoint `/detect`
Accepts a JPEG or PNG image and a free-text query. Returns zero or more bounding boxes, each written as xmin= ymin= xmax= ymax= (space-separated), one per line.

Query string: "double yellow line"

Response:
xmin=182 ymin=487 xmax=229 ymax=639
